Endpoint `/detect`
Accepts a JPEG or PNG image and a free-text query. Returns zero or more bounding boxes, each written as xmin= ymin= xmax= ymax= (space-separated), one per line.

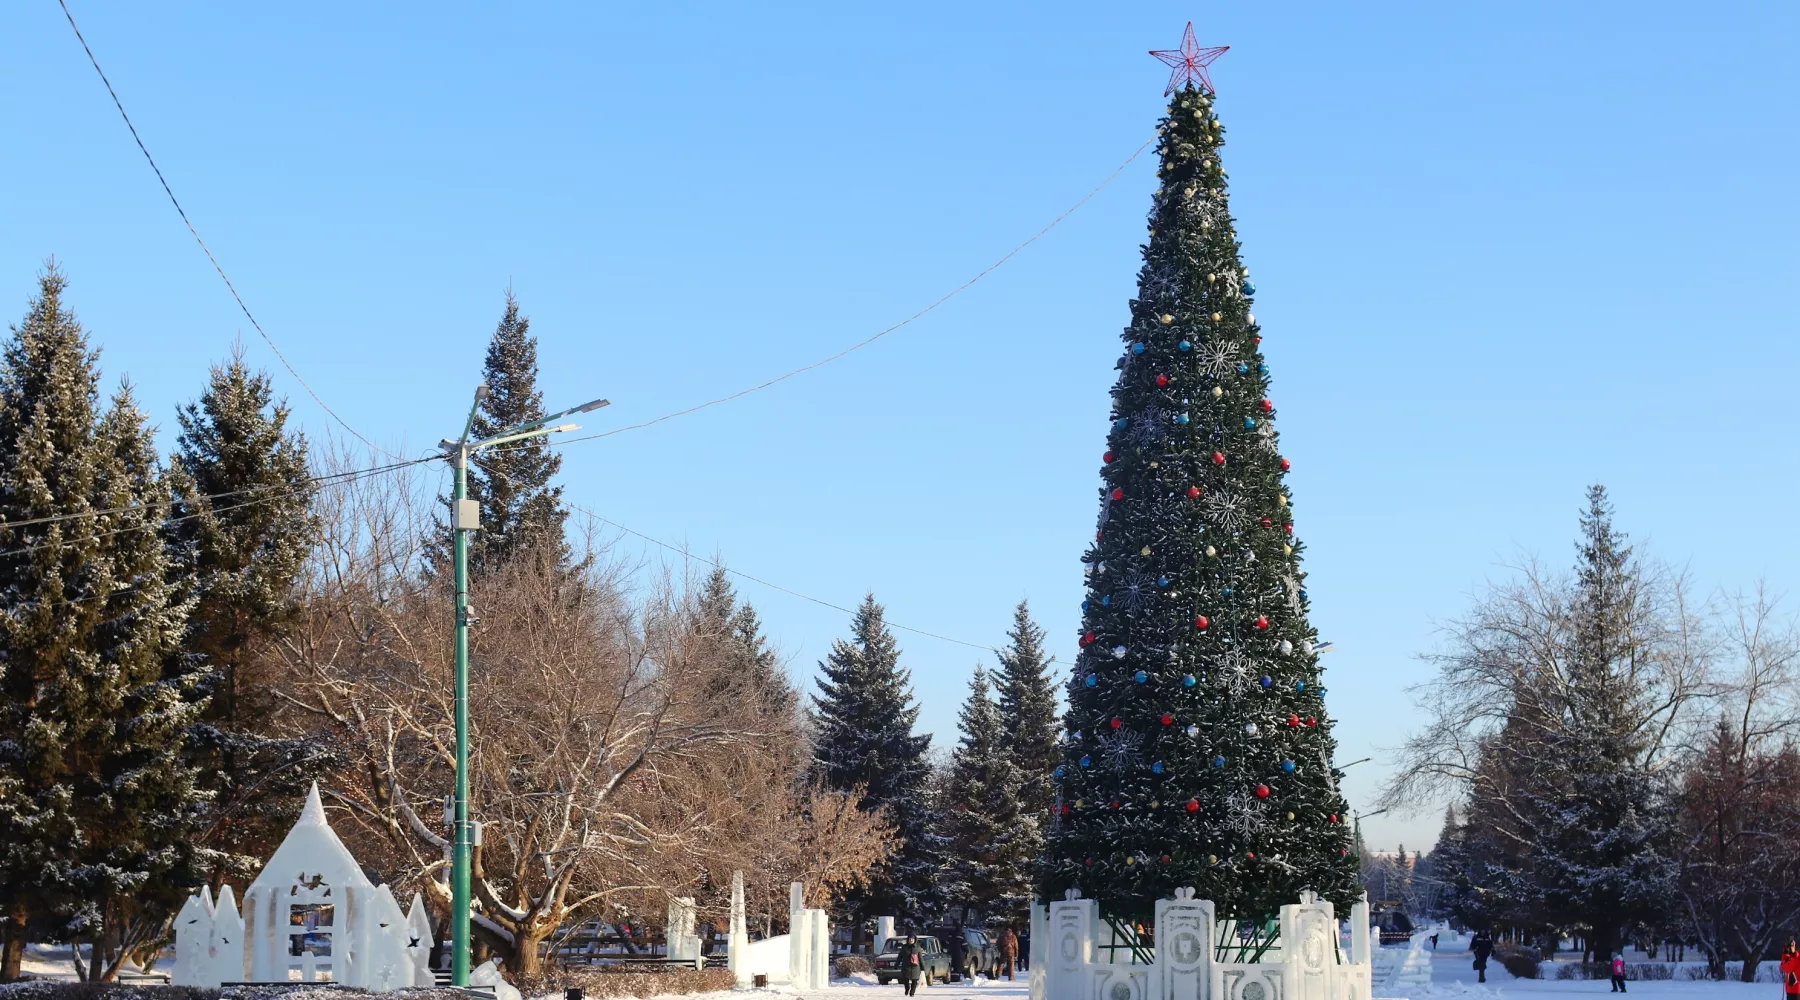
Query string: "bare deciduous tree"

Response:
xmin=267 ymin=452 xmax=891 ymax=976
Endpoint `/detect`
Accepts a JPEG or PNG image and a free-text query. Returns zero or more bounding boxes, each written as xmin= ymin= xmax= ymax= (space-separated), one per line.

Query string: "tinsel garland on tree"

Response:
xmin=1043 ymin=85 xmax=1358 ymax=921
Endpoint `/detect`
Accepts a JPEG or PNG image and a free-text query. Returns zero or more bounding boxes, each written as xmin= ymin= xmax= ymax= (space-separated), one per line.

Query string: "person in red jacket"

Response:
xmin=1778 ymin=941 xmax=1800 ymax=1000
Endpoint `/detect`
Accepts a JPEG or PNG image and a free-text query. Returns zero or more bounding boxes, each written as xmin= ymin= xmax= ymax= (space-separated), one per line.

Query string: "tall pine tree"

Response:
xmin=941 ymin=666 xmax=1033 ymax=925
xmin=437 ymin=293 xmax=568 ymax=572
xmin=168 ymin=350 xmax=324 ymax=880
xmin=812 ymin=595 xmax=940 ymax=920
xmin=0 ymin=268 xmax=207 ymax=980
xmin=995 ymin=601 xmax=1058 ymax=849
xmin=1046 ymin=80 xmax=1356 ymax=921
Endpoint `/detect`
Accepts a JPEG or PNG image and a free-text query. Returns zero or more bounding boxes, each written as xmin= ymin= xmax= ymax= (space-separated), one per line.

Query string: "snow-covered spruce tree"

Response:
xmin=941 ymin=666 xmax=1034 ymax=925
xmin=812 ymin=595 xmax=942 ymax=922
xmin=434 ymin=293 xmax=569 ymax=573
xmin=1044 ymin=85 xmax=1356 ymax=922
xmin=1527 ymin=488 xmax=1678 ymax=958
xmin=0 ymin=269 xmax=206 ymax=980
xmin=694 ymin=567 xmax=802 ymax=769
xmin=995 ymin=601 xmax=1059 ymax=849
xmin=168 ymin=351 xmax=324 ymax=879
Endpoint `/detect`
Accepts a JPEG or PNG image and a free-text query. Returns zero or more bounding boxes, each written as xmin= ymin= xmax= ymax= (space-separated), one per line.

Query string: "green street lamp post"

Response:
xmin=439 ymin=385 xmax=608 ymax=986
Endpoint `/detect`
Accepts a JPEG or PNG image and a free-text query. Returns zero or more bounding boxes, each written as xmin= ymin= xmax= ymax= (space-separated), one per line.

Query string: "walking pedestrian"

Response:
xmin=1610 ymin=953 xmax=1627 ymax=993
xmin=1470 ymin=931 xmax=1493 ymax=984
xmin=1779 ymin=941 xmax=1799 ymax=1000
xmin=897 ymin=935 xmax=925 ymax=997
xmin=1430 ymin=933 xmax=1439 ymax=951
xmin=1019 ymin=925 xmax=1031 ymax=971
xmin=998 ymin=926 xmax=1019 ymax=981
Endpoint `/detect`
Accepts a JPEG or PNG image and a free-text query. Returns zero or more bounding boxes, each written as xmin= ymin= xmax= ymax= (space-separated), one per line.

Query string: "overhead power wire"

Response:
xmin=0 ymin=457 xmax=427 ymax=533
xmin=54 ymin=0 xmax=399 ymax=460
xmin=501 ymin=136 xmax=1158 ymax=453
xmin=568 ymin=498 xmax=998 ymax=653
xmin=0 ymin=455 xmax=428 ymax=561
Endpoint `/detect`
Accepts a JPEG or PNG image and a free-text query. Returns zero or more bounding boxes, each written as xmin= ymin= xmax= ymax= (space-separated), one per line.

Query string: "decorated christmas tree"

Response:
xmin=1043 ymin=27 xmax=1358 ymax=923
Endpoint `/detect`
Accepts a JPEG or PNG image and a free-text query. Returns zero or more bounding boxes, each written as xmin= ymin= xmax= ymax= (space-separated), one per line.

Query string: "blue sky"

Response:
xmin=3 ymin=1 xmax=1797 ymax=851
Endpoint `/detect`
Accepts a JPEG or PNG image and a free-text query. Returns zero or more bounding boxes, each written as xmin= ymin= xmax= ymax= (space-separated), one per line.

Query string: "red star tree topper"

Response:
xmin=1149 ymin=22 xmax=1228 ymax=96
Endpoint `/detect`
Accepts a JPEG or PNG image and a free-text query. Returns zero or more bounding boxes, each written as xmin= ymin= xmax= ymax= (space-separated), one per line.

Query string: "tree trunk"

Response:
xmin=1 ymin=908 xmax=25 ymax=981
xmin=509 ymin=928 xmax=547 ymax=979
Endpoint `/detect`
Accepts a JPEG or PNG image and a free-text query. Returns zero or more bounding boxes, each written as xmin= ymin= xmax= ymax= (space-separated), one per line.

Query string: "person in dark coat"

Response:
xmin=1470 ymin=931 xmax=1493 ymax=984
xmin=896 ymin=935 xmax=926 ymax=996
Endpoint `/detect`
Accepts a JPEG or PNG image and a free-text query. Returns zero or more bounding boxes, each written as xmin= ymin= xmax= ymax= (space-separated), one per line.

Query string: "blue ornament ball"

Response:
xmin=1158 ymin=576 xmax=1170 ymax=587
xmin=1134 ymin=670 xmax=1149 ymax=684
xmin=1183 ymin=673 xmax=1197 ymax=688
xmin=1151 ymin=761 xmax=1165 ymax=774
xmin=1114 ymin=417 xmax=1129 ymax=430
xmin=1259 ymin=363 xmax=1270 ymax=375
xmin=1084 ymin=674 xmax=1098 ymax=688
xmin=1212 ymin=755 xmax=1227 ymax=768
xmin=1177 ymin=413 xmax=1191 ymax=425
xmin=1055 ymin=766 xmax=1066 ymax=778
xmin=1236 ymin=362 xmax=1250 ymax=375
xmin=1243 ymin=417 xmax=1257 ymax=429
xmin=1260 ymin=675 xmax=1273 ymax=689
xmin=1243 ymin=281 xmax=1257 ymax=296
xmin=1294 ymin=680 xmax=1306 ymax=692
xmin=1132 ymin=343 xmax=1147 ymax=355
xmin=1179 ymin=340 xmax=1193 ymax=352
xmin=1080 ymin=755 xmax=1093 ymax=768
xmin=1102 ymin=595 xmax=1112 ymax=607
xmin=1081 ymin=599 xmax=1090 ymax=612
xmin=1281 ymin=760 xmax=1297 ymax=773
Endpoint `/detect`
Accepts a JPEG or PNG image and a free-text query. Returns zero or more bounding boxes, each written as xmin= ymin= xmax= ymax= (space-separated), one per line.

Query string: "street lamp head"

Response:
xmin=576 ymin=398 xmax=610 ymax=413
xmin=546 ymin=423 xmax=581 ymax=434
xmin=474 ymin=384 xmax=490 ymax=403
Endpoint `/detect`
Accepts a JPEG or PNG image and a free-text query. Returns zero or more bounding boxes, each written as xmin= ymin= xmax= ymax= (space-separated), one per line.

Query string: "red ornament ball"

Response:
xmin=1247 ymin=851 xmax=1257 ymax=860
xmin=1254 ymin=615 xmax=1270 ymax=630
xmin=1155 ymin=374 xmax=1170 ymax=387
xmin=1160 ymin=713 xmax=1175 ymax=726
xmin=1261 ymin=399 xmax=1274 ymax=413
xmin=1280 ymin=457 xmax=1292 ymax=471
xmin=1255 ymin=784 xmax=1271 ymax=799
xmin=1306 ymin=716 xmax=1318 ymax=728
xmin=1194 ymin=615 xmax=1210 ymax=631
xmin=1185 ymin=799 xmax=1200 ymax=814
xmin=1110 ymin=717 xmax=1123 ymax=729
xmin=1261 ymin=516 xmax=1273 ymax=528
xmin=1329 ymin=813 xmax=1339 ymax=824
xmin=1161 ymin=855 xmax=1172 ymax=864
xmin=1081 ymin=632 xmax=1096 ymax=647
xmin=1285 ymin=523 xmax=1294 ymax=535
xmin=1062 ymin=804 xmax=1073 ymax=816
xmin=1103 ymin=451 xmax=1114 ymax=464
xmin=1287 ymin=713 xmax=1301 ymax=728
xmin=1186 ymin=485 xmax=1201 ymax=499
xmin=1212 ymin=451 xmax=1226 ymax=466
xmin=1111 ymin=487 xmax=1124 ymax=501
xmin=1086 ymin=858 xmax=1094 ymax=867
xmin=1110 ymin=800 xmax=1121 ymax=810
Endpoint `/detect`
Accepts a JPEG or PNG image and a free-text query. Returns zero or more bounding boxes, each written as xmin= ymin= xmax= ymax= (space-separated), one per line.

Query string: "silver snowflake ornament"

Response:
xmin=1095 ymin=730 xmax=1143 ymax=774
xmin=1196 ymin=339 xmax=1238 ymax=379
xmin=1203 ymin=491 xmax=1252 ymax=533
xmin=1225 ymin=789 xmax=1267 ymax=837
xmin=1116 ymin=572 xmax=1155 ymax=612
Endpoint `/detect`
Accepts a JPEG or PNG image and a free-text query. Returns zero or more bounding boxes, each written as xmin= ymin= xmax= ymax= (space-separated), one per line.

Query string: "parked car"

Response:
xmin=932 ymin=926 xmax=1000 ymax=979
xmin=875 ymin=935 xmax=952 ymax=986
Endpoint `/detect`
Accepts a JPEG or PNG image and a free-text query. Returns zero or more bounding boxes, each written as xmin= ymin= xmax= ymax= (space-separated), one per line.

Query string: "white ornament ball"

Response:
xmin=1212 ymin=386 xmax=1223 ymax=399
xmin=1112 ymin=645 xmax=1128 ymax=659
xmin=1244 ymin=722 xmax=1259 ymax=737
xmin=1279 ymin=640 xmax=1294 ymax=657
xmin=1301 ymin=640 xmax=1315 ymax=655
xmin=1186 ymin=724 xmax=1200 ymax=737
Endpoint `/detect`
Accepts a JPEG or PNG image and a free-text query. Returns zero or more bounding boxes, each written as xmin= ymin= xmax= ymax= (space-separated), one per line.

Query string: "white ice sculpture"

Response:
xmin=405 ymin=892 xmax=436 ymax=987
xmin=472 ymin=959 xmax=524 ymax=1000
xmin=173 ymin=885 xmax=245 ymax=987
xmin=875 ymin=916 xmax=896 ymax=958
xmin=175 ymin=782 xmax=421 ymax=991
xmin=724 ymin=873 xmax=831 ymax=988
xmin=1041 ymin=889 xmax=1373 ymax=1000
xmin=667 ymin=896 xmax=703 ymax=969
